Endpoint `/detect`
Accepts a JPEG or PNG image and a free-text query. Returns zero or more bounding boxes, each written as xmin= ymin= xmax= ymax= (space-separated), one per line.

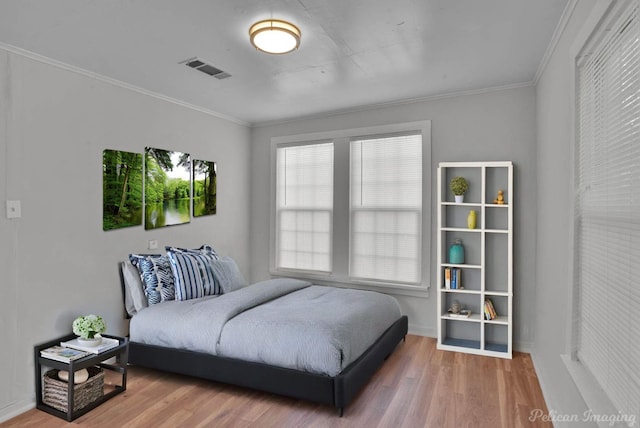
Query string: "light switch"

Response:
xmin=6 ymin=200 xmax=21 ymax=219
xmin=148 ymin=240 xmax=158 ymax=250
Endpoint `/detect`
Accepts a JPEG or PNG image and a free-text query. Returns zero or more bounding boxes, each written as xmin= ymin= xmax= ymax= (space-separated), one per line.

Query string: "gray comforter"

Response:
xmin=129 ymin=278 xmax=402 ymax=376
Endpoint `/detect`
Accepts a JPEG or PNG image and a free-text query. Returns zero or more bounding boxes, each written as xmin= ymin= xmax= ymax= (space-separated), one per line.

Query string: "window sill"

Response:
xmin=269 ymin=270 xmax=430 ymax=298
xmin=561 ymin=354 xmax=623 ymax=426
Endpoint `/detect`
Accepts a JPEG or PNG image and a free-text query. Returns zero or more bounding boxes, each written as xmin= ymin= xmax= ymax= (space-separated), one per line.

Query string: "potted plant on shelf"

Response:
xmin=72 ymin=314 xmax=106 ymax=347
xmin=449 ymin=176 xmax=469 ymax=203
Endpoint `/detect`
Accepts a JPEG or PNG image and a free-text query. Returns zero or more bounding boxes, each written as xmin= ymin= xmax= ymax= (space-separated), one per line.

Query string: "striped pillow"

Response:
xmin=165 ymin=244 xmax=219 ymax=258
xmin=128 ymin=254 xmax=175 ymax=305
xmin=166 ymin=247 xmax=221 ymax=300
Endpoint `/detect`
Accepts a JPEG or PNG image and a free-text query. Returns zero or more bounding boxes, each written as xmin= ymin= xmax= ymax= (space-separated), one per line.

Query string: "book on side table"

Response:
xmin=40 ymin=346 xmax=89 ymax=362
xmin=61 ymin=337 xmax=120 ymax=354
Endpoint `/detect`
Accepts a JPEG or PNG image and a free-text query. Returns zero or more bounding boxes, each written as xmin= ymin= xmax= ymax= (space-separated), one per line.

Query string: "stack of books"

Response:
xmin=444 ymin=267 xmax=462 ymax=289
xmin=40 ymin=337 xmax=120 ymax=362
xmin=60 ymin=337 xmax=120 ymax=354
xmin=40 ymin=346 xmax=89 ymax=363
xmin=484 ymin=299 xmax=498 ymax=320
xmin=448 ymin=309 xmax=472 ymax=318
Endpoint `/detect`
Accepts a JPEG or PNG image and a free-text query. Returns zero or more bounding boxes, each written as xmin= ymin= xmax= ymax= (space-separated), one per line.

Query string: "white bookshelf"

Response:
xmin=436 ymin=161 xmax=513 ymax=359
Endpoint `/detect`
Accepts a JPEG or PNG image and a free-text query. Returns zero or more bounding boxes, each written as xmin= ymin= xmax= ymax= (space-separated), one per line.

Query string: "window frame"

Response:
xmin=269 ymin=120 xmax=431 ymax=297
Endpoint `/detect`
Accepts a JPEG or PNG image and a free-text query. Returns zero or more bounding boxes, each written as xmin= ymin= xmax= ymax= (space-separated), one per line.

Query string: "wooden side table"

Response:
xmin=34 ymin=333 xmax=128 ymax=421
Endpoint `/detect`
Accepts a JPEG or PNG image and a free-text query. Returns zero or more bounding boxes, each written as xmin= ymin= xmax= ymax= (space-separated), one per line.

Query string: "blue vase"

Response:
xmin=449 ymin=239 xmax=465 ymax=264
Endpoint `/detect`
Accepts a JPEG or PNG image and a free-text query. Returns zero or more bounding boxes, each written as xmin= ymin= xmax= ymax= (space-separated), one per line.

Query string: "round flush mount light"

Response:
xmin=249 ymin=19 xmax=301 ymax=54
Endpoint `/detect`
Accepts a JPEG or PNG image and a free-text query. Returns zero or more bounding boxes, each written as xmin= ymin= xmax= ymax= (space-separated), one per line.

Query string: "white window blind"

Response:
xmin=350 ymin=133 xmax=422 ymax=284
xmin=276 ymin=142 xmax=334 ymax=273
xmin=576 ymin=0 xmax=640 ymax=421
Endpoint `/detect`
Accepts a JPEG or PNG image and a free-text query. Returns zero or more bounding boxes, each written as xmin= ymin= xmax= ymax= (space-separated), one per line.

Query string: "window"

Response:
xmin=271 ymin=121 xmax=431 ymax=293
xmin=275 ymin=142 xmax=333 ymax=273
xmin=350 ymin=133 xmax=422 ymax=284
xmin=575 ymin=0 xmax=640 ymax=420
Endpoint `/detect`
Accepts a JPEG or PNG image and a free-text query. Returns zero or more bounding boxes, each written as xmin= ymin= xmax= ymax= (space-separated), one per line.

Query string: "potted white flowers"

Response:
xmin=72 ymin=314 xmax=106 ymax=347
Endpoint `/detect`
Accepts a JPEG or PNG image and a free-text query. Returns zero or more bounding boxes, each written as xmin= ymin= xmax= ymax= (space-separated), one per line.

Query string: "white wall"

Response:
xmin=0 ymin=48 xmax=251 ymax=421
xmin=250 ymin=85 xmax=537 ymax=344
xmin=533 ymin=0 xmax=600 ymax=424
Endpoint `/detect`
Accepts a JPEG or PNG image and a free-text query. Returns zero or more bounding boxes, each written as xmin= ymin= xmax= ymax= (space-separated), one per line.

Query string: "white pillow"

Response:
xmin=121 ymin=260 xmax=148 ymax=316
xmin=210 ymin=257 xmax=247 ymax=293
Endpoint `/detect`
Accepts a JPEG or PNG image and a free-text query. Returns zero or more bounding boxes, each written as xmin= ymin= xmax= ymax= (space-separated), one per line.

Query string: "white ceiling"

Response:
xmin=0 ymin=0 xmax=568 ymax=125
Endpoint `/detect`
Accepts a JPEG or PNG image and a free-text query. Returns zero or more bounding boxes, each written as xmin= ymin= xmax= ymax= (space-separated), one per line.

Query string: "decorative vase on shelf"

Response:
xmin=467 ymin=210 xmax=477 ymax=229
xmin=449 ymin=239 xmax=465 ymax=264
xmin=449 ymin=176 xmax=468 ymax=203
xmin=77 ymin=335 xmax=102 ymax=347
xmin=72 ymin=314 xmax=106 ymax=347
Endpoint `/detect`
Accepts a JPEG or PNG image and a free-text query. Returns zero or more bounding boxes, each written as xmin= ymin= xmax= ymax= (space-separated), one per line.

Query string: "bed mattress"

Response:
xmin=129 ymin=278 xmax=402 ymax=376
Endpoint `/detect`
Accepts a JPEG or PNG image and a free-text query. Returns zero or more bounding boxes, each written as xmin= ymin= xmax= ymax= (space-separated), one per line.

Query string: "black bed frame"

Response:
xmin=128 ymin=315 xmax=408 ymax=416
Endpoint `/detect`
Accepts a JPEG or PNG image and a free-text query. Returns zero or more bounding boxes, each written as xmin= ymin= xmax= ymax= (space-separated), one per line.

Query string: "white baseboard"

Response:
xmin=0 ymin=399 xmax=35 ymax=423
xmin=514 ymin=340 xmax=533 ymax=354
xmin=408 ymin=324 xmax=435 ymax=338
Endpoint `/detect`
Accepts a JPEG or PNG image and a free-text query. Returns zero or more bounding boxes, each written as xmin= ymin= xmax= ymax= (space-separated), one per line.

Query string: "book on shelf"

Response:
xmin=444 ymin=267 xmax=451 ymax=289
xmin=448 ymin=268 xmax=462 ymax=290
xmin=484 ymin=298 xmax=498 ymax=320
xmin=448 ymin=309 xmax=472 ymax=318
xmin=61 ymin=337 xmax=120 ymax=354
xmin=40 ymin=346 xmax=89 ymax=362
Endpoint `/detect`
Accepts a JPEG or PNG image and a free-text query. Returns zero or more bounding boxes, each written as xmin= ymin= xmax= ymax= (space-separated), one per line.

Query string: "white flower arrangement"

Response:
xmin=72 ymin=314 xmax=106 ymax=339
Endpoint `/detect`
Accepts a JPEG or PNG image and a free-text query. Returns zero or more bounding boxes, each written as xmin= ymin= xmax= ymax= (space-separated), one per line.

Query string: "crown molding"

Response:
xmin=251 ymin=81 xmax=535 ymax=128
xmin=0 ymin=42 xmax=249 ymax=127
xmin=0 ymin=41 xmax=540 ymax=130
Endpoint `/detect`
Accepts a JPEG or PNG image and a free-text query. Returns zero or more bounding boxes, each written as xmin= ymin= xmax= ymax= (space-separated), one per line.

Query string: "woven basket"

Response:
xmin=43 ymin=366 xmax=104 ymax=412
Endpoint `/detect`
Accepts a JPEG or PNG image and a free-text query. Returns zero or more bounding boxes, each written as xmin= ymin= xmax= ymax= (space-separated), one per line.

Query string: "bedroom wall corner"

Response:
xmin=533 ymin=0 xmax=598 ymax=424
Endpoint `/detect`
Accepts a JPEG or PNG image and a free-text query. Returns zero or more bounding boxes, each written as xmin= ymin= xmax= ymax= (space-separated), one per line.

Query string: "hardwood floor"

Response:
xmin=3 ymin=336 xmax=551 ymax=427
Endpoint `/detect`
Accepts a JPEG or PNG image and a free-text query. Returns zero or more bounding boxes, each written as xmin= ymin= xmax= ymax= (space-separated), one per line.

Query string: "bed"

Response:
xmin=120 ymin=257 xmax=408 ymax=416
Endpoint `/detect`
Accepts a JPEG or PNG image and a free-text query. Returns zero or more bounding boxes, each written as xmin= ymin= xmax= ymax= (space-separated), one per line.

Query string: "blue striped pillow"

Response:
xmin=128 ymin=254 xmax=175 ymax=304
xmin=166 ymin=247 xmax=221 ymax=300
xmin=165 ymin=244 xmax=219 ymax=258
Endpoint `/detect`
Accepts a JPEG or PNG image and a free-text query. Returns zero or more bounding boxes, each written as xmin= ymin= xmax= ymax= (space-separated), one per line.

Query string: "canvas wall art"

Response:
xmin=144 ymin=147 xmax=191 ymax=229
xmin=193 ymin=159 xmax=217 ymax=217
xmin=102 ymin=149 xmax=143 ymax=231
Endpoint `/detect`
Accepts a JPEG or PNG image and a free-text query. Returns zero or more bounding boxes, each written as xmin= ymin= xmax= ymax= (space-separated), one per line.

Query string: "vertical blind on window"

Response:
xmin=276 ymin=142 xmax=334 ymax=273
xmin=576 ymin=0 xmax=640 ymax=420
xmin=349 ymin=133 xmax=422 ymax=284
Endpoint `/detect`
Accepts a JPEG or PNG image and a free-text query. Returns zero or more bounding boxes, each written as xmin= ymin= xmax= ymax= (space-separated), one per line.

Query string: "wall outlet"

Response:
xmin=6 ymin=200 xmax=21 ymax=219
xmin=148 ymin=240 xmax=158 ymax=250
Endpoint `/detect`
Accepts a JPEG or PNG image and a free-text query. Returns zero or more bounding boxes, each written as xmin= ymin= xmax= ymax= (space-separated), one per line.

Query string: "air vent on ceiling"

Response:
xmin=181 ymin=57 xmax=231 ymax=80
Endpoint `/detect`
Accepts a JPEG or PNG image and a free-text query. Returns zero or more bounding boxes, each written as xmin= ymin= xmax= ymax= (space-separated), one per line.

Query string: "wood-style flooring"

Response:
xmin=2 ymin=335 xmax=551 ymax=427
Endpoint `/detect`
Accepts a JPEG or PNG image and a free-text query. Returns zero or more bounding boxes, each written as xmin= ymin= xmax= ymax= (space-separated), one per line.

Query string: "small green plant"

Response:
xmin=72 ymin=314 xmax=106 ymax=339
xmin=449 ymin=176 xmax=469 ymax=196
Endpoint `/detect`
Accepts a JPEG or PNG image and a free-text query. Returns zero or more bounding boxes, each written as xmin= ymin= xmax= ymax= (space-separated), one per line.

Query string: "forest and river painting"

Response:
xmin=103 ymin=149 xmax=143 ymax=231
xmin=144 ymin=147 xmax=191 ymax=230
xmin=103 ymin=148 xmax=216 ymax=231
xmin=193 ymin=159 xmax=217 ymax=217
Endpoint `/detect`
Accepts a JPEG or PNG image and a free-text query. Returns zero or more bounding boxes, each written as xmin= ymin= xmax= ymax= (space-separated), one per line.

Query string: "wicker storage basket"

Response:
xmin=43 ymin=366 xmax=104 ymax=412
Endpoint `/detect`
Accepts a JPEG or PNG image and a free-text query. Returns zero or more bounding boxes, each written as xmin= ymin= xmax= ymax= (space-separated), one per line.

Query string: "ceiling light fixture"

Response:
xmin=249 ymin=19 xmax=301 ymax=54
